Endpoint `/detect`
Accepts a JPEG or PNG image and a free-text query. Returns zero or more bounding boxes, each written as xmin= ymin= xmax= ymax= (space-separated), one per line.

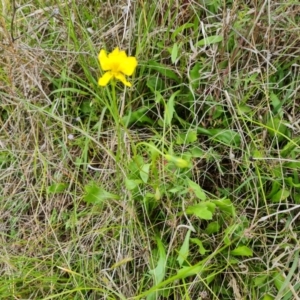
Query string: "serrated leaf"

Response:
xmin=177 ymin=230 xmax=191 ymax=266
xmin=230 ymin=246 xmax=253 ymax=257
xmin=187 ymin=179 xmax=206 ymax=200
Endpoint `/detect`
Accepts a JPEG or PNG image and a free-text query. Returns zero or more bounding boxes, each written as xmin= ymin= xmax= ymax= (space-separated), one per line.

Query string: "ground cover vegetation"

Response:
xmin=0 ymin=0 xmax=300 ymax=299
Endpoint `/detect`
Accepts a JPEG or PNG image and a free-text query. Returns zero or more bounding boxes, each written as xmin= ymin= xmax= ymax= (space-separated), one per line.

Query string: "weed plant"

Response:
xmin=0 ymin=0 xmax=300 ymax=299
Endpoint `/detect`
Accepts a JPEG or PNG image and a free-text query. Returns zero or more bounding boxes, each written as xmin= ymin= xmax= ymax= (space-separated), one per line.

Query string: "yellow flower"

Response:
xmin=98 ymin=47 xmax=137 ymax=87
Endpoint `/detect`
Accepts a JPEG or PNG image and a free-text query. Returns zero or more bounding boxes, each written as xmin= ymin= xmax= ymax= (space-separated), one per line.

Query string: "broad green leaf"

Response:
xmin=263 ymin=295 xmax=274 ymax=300
xmin=148 ymin=60 xmax=180 ymax=82
xmin=122 ymin=107 xmax=154 ymax=126
xmin=125 ymin=179 xmax=142 ymax=190
xmin=254 ymin=275 xmax=267 ymax=287
xmin=223 ymin=224 xmax=240 ymax=245
xmin=230 ymin=246 xmax=253 ymax=257
xmin=175 ymin=130 xmax=197 ymax=145
xmin=212 ymin=198 xmax=236 ymax=217
xmin=146 ymin=76 xmax=164 ymax=93
xmin=190 ymin=238 xmax=209 ymax=255
xmin=83 ymin=182 xmax=119 ymax=204
xmin=177 ymin=230 xmax=191 ymax=266
xmin=197 ymin=127 xmax=241 ymax=146
xmin=171 ymin=43 xmax=178 ymax=64
xmin=196 ymin=35 xmax=223 ymax=46
xmin=285 ymin=177 xmax=300 ymax=188
xmin=271 ymin=188 xmax=290 ymax=203
xmin=140 ymin=163 xmax=151 ymax=183
xmin=47 ymin=182 xmax=67 ymax=194
xmin=280 ymin=137 xmax=300 ymax=158
xmin=205 ymin=221 xmax=220 ymax=234
xmin=186 ymin=202 xmax=216 ymax=220
xmin=165 ymin=90 xmax=180 ymax=126
xmin=187 ymin=179 xmax=206 ymax=200
xmin=147 ymin=237 xmax=166 ymax=300
xmin=270 ymin=93 xmax=282 ymax=114
xmin=272 ymin=271 xmax=285 ymax=291
xmin=165 ymin=154 xmax=190 ymax=168
xmin=189 ymin=62 xmax=202 ymax=89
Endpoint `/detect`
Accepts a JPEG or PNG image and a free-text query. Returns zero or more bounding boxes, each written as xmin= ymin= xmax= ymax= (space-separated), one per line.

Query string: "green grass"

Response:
xmin=1 ymin=0 xmax=300 ymax=299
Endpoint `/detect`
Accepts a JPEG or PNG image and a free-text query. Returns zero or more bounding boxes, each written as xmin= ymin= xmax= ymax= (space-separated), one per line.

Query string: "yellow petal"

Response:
xmin=119 ymin=56 xmax=138 ymax=76
xmin=98 ymin=50 xmax=111 ymax=71
xmin=98 ymin=72 xmax=113 ymax=86
xmin=115 ymin=73 xmax=131 ymax=87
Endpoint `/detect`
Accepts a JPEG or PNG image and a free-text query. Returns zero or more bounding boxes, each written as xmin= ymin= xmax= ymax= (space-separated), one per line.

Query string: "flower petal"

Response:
xmin=119 ymin=56 xmax=138 ymax=76
xmin=98 ymin=50 xmax=111 ymax=71
xmin=115 ymin=73 xmax=131 ymax=87
xmin=98 ymin=72 xmax=113 ymax=86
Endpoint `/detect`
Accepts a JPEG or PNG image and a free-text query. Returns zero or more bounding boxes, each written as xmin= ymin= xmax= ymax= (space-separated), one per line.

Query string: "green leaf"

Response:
xmin=254 ymin=275 xmax=267 ymax=287
xmin=272 ymin=271 xmax=285 ymax=291
xmin=83 ymin=182 xmax=119 ymax=204
xmin=47 ymin=182 xmax=67 ymax=194
xmin=122 ymin=107 xmax=154 ymax=126
xmin=223 ymin=224 xmax=240 ymax=245
xmin=212 ymin=198 xmax=236 ymax=217
xmin=175 ymin=130 xmax=197 ymax=145
xmin=186 ymin=202 xmax=216 ymax=220
xmin=263 ymin=295 xmax=274 ymax=300
xmin=230 ymin=246 xmax=253 ymax=257
xmin=177 ymin=230 xmax=191 ymax=267
xmin=271 ymin=188 xmax=290 ymax=203
xmin=176 ymin=264 xmax=204 ymax=279
xmin=171 ymin=43 xmax=178 ymax=64
xmin=125 ymin=179 xmax=142 ymax=190
xmin=146 ymin=76 xmax=164 ymax=93
xmin=205 ymin=221 xmax=220 ymax=234
xmin=266 ymin=117 xmax=289 ymax=142
xmin=165 ymin=90 xmax=180 ymax=126
xmin=196 ymin=35 xmax=223 ymax=46
xmin=190 ymin=238 xmax=209 ymax=255
xmin=171 ymin=23 xmax=194 ymax=41
xmin=147 ymin=237 xmax=166 ymax=300
xmin=187 ymin=179 xmax=206 ymax=200
xmin=197 ymin=127 xmax=241 ymax=146
xmin=148 ymin=60 xmax=180 ymax=82
xmin=285 ymin=177 xmax=300 ymax=188
xmin=140 ymin=163 xmax=151 ymax=183
xmin=189 ymin=62 xmax=201 ymax=88
xmin=270 ymin=93 xmax=282 ymax=114
xmin=280 ymin=137 xmax=300 ymax=158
